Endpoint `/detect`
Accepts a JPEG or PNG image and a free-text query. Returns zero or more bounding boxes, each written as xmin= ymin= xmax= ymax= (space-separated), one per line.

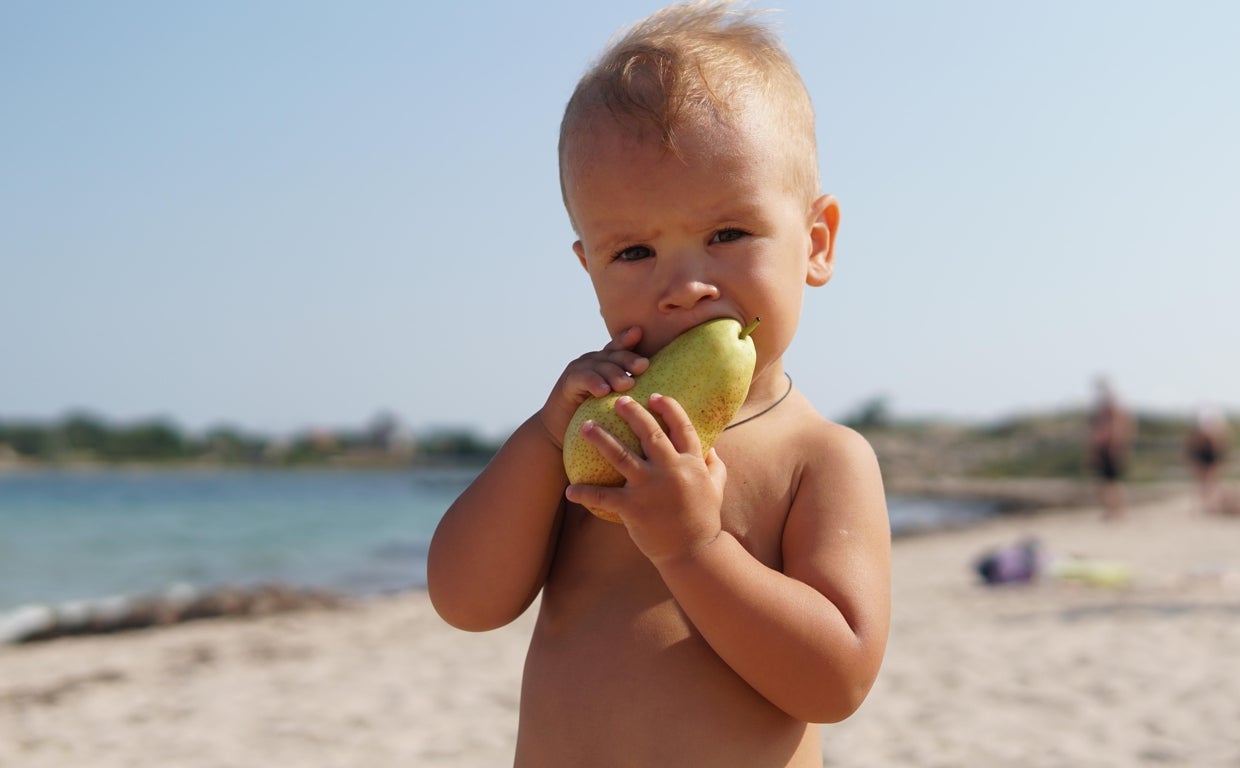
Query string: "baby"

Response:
xmin=428 ymin=3 xmax=890 ymax=765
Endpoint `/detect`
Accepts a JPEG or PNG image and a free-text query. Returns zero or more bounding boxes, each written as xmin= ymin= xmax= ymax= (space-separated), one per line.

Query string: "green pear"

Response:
xmin=563 ymin=317 xmax=760 ymax=522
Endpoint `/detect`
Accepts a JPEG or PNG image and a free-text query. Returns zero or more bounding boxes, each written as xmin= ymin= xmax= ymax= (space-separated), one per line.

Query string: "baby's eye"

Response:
xmin=711 ymin=228 xmax=749 ymax=244
xmin=614 ymin=245 xmax=654 ymax=262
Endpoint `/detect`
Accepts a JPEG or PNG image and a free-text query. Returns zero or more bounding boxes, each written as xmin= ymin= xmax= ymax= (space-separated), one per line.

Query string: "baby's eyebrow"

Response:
xmin=586 ymin=225 xmax=662 ymax=254
xmin=704 ymin=198 xmax=764 ymax=222
xmin=602 ymin=222 xmax=656 ymax=240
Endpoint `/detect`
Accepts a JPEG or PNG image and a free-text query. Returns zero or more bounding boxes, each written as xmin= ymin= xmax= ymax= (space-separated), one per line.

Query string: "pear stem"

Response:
xmin=740 ymin=317 xmax=761 ymax=339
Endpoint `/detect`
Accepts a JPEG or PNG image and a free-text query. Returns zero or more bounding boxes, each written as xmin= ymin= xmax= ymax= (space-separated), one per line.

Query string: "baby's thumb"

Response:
xmin=705 ymin=447 xmax=727 ymax=486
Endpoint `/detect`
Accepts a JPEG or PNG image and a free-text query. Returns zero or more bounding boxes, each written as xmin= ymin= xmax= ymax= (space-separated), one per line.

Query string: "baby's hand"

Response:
xmin=538 ymin=326 xmax=649 ymax=450
xmin=565 ymin=393 xmax=726 ymax=564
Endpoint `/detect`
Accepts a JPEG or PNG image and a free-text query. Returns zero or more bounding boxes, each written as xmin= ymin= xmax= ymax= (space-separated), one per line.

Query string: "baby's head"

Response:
xmin=559 ymin=1 xmax=819 ymax=228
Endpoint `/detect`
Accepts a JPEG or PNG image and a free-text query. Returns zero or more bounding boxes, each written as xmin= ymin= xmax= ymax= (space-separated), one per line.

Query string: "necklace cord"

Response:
xmin=723 ymin=373 xmax=793 ymax=431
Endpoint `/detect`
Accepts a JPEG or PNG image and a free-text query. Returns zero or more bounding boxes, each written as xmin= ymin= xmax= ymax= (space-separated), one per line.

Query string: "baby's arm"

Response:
xmin=656 ymin=424 xmax=890 ymax=723
xmin=427 ymin=327 xmax=648 ymax=631
xmin=567 ymin=397 xmax=889 ymax=722
xmin=427 ymin=413 xmax=570 ymax=631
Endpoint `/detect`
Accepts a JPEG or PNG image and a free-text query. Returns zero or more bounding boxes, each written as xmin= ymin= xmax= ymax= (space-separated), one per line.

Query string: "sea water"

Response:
xmin=0 ymin=468 xmax=995 ymax=615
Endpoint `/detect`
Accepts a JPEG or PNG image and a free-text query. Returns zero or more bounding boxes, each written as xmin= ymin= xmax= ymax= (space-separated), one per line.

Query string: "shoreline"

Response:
xmin=0 ymin=480 xmax=1092 ymax=645
xmin=0 ymin=479 xmax=1212 ymax=645
xmin=3 ymin=488 xmax=1238 ymax=766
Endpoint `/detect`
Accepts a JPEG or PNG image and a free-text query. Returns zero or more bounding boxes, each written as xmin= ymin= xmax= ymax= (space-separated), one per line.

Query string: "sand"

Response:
xmin=2 ymin=489 xmax=1238 ymax=767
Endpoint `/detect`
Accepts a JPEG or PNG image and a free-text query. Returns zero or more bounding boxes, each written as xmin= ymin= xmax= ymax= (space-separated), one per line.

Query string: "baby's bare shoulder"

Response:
xmin=731 ymin=404 xmax=881 ymax=495
xmin=770 ymin=406 xmax=879 ymax=475
xmin=781 ymin=414 xmax=887 ymax=546
xmin=809 ymin=418 xmax=878 ymax=471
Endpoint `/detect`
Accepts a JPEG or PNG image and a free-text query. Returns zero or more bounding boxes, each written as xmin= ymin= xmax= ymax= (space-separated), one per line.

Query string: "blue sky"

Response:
xmin=3 ymin=1 xmax=1238 ymax=438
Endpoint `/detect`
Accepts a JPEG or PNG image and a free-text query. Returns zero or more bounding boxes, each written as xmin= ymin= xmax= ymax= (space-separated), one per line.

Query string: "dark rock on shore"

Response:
xmin=1 ymin=583 xmax=348 ymax=644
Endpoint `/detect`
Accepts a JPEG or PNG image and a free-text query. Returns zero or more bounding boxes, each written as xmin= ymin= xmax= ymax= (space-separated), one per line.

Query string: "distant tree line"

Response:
xmin=6 ymin=404 xmax=1230 ymax=480
xmin=0 ymin=412 xmax=500 ymax=467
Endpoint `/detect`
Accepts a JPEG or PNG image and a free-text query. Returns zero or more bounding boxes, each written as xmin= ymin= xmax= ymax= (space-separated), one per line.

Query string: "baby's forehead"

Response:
xmin=562 ymin=103 xmax=781 ymax=166
xmin=559 ymin=98 xmax=817 ymax=228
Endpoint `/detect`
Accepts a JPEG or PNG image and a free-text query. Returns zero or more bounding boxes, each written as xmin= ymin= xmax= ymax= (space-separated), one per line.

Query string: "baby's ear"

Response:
xmin=806 ymin=194 xmax=839 ymax=287
xmin=573 ymin=240 xmax=588 ymax=271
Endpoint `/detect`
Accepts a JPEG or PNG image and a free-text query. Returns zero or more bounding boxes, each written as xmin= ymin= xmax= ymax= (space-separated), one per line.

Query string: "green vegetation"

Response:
xmin=0 ymin=413 xmax=191 ymax=462
xmin=0 ymin=412 xmax=500 ymax=469
xmin=3 ymin=406 xmax=1233 ymax=481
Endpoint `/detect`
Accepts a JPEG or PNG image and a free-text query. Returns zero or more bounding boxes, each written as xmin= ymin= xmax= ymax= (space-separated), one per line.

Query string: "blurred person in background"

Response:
xmin=1087 ymin=378 xmax=1135 ymax=521
xmin=1185 ymin=406 xmax=1230 ymax=515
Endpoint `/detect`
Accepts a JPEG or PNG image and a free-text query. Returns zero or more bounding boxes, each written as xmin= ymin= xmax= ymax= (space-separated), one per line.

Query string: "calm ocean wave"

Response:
xmin=0 ymin=468 xmax=995 ymax=615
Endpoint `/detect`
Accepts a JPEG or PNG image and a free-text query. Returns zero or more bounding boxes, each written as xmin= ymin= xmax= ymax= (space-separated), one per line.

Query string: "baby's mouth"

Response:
xmin=640 ymin=315 xmax=747 ymax=357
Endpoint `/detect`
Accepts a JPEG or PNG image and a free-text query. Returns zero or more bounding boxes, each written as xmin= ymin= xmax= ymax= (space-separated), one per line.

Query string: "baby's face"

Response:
xmin=563 ymin=111 xmax=831 ymax=370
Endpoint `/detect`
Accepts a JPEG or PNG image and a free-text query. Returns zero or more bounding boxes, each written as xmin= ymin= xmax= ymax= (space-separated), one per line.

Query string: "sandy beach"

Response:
xmin=2 ymin=488 xmax=1237 ymax=767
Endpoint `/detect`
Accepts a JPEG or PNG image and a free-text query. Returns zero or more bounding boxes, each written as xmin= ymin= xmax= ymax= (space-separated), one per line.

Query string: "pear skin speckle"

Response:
xmin=563 ymin=318 xmax=757 ymax=522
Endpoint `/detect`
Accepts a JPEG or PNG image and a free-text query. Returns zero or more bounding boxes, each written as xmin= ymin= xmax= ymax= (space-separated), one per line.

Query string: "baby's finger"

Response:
xmin=704 ymin=446 xmax=727 ymax=486
xmin=608 ymin=349 xmax=649 ymax=378
xmin=564 ymin=483 xmax=625 ymax=521
xmin=601 ymin=325 xmax=642 ymax=353
xmin=589 ymin=360 xmax=645 ymax=395
xmin=570 ymin=369 xmax=619 ymax=399
xmin=615 ymin=395 xmax=678 ymax=462
xmin=577 ymin=419 xmax=647 ymax=481
xmin=648 ymin=393 xmax=703 ymax=457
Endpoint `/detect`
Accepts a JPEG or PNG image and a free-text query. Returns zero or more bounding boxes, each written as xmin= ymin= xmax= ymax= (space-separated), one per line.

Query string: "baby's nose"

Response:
xmin=657 ymin=270 xmax=720 ymax=312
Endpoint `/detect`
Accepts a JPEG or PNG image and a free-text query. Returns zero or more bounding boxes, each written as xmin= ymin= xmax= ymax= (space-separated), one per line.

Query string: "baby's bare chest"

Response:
xmin=517 ymin=475 xmax=809 ymax=764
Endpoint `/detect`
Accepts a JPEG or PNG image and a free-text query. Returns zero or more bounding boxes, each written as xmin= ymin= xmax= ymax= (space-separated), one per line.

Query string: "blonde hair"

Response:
xmin=559 ymin=1 xmax=820 ymax=206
